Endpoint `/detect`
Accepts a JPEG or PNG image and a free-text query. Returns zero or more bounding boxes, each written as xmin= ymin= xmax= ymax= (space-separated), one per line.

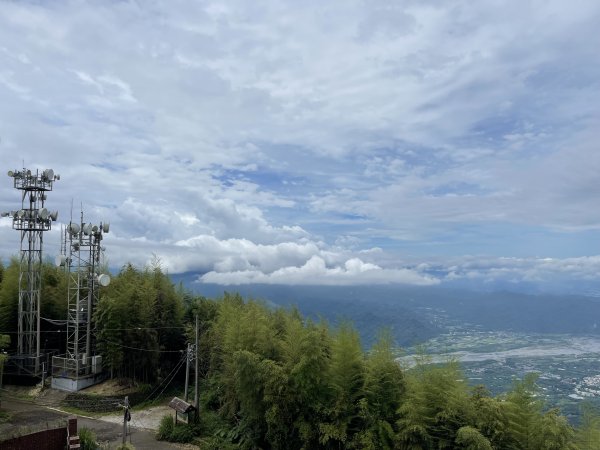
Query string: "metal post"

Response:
xmin=85 ymin=284 xmax=92 ymax=370
xmin=194 ymin=313 xmax=199 ymax=419
xmin=0 ymin=353 xmax=4 ymax=390
xmin=36 ymin=247 xmax=41 ymax=373
xmin=184 ymin=342 xmax=190 ymax=402
xmin=123 ymin=395 xmax=129 ymax=444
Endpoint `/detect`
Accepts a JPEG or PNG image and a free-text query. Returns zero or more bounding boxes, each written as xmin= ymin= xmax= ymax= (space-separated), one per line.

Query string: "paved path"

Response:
xmin=1 ymin=397 xmax=194 ymax=449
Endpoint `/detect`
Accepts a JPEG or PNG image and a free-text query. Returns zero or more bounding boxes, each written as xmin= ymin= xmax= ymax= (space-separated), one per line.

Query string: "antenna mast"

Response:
xmin=2 ymin=167 xmax=59 ymax=376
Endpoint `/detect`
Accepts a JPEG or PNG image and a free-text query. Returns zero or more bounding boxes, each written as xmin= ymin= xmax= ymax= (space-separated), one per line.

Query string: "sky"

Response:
xmin=0 ymin=0 xmax=599 ymax=290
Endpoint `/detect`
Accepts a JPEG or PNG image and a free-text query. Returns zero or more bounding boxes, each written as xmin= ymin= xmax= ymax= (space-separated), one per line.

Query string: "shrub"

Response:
xmin=199 ymin=436 xmax=239 ymax=450
xmin=78 ymin=427 xmax=97 ymax=450
xmin=115 ymin=444 xmax=135 ymax=450
xmin=156 ymin=412 xmax=195 ymax=443
xmin=156 ymin=414 xmax=174 ymax=441
xmin=170 ymin=424 xmax=195 ymax=443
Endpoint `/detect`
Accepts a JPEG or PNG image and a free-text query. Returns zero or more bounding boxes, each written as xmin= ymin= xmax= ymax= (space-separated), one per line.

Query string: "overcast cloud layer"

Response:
xmin=0 ymin=0 xmax=599 ymax=289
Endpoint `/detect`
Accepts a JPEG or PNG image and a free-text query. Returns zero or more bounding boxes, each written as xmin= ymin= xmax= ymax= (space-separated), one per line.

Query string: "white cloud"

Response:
xmin=200 ymin=255 xmax=439 ymax=286
xmin=442 ymin=255 xmax=600 ymax=284
xmin=0 ymin=0 xmax=599 ymax=289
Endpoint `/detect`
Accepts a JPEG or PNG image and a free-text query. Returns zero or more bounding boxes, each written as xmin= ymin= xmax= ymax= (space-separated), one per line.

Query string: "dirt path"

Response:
xmin=0 ymin=396 xmax=194 ymax=449
xmin=99 ymin=404 xmax=173 ymax=430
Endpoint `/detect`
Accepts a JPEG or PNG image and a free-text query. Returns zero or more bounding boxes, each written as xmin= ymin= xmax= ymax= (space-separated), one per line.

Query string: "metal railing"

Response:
xmin=51 ymin=354 xmax=102 ymax=379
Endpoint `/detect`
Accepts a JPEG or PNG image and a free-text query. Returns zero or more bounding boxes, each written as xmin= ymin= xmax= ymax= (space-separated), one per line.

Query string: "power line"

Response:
xmin=0 ymin=325 xmax=188 ymax=334
xmin=138 ymin=354 xmax=187 ymax=405
xmin=41 ymin=317 xmax=68 ymax=325
xmin=152 ymin=356 xmax=187 ymax=402
xmin=102 ymin=340 xmax=185 ymax=353
xmin=0 ymin=330 xmax=64 ymax=334
xmin=100 ymin=326 xmax=187 ymax=331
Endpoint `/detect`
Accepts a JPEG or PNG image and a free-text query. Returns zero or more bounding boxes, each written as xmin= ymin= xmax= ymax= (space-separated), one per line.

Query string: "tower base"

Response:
xmin=51 ymin=372 xmax=107 ymax=392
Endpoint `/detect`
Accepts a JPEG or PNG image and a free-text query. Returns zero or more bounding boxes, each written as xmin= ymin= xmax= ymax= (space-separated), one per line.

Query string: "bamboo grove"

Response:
xmin=0 ymin=259 xmax=599 ymax=449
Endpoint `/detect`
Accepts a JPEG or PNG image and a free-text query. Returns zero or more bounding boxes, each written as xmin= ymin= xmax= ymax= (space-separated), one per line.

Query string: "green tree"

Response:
xmin=504 ymin=373 xmax=543 ymax=449
xmin=319 ymin=323 xmax=365 ymax=448
xmin=0 ymin=258 xmax=19 ymax=350
xmin=504 ymin=374 xmax=576 ymax=450
xmin=0 ymin=334 xmax=10 ymax=394
xmin=355 ymin=330 xmax=405 ymax=449
xmin=265 ymin=315 xmax=330 ymax=449
xmin=530 ymin=408 xmax=575 ymax=450
xmin=94 ymin=263 xmax=185 ymax=382
xmin=40 ymin=262 xmax=68 ymax=352
xmin=454 ymin=426 xmax=493 ymax=450
xmin=470 ymin=385 xmax=513 ymax=448
xmin=397 ymin=360 xmax=473 ymax=449
xmin=576 ymin=404 xmax=600 ymax=450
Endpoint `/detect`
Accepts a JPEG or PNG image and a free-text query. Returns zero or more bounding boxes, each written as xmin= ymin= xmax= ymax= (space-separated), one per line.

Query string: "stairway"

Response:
xmin=68 ymin=434 xmax=81 ymax=449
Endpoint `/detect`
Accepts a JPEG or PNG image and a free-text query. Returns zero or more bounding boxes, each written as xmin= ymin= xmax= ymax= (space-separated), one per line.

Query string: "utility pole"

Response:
xmin=194 ymin=313 xmax=199 ymax=422
xmin=122 ymin=395 xmax=130 ymax=445
xmin=184 ymin=342 xmax=191 ymax=402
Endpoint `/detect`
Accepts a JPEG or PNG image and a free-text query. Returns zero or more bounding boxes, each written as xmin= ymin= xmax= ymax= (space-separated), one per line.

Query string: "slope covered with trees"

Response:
xmin=193 ymin=293 xmax=597 ymax=449
xmin=0 ymin=259 xmax=599 ymax=448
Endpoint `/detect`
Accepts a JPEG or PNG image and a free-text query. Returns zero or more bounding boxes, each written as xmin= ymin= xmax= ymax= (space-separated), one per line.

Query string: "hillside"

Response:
xmin=178 ymin=279 xmax=600 ymax=345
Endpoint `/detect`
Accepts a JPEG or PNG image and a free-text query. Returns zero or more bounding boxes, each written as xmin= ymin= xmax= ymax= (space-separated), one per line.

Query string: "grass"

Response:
xmin=0 ymin=410 xmax=11 ymax=423
xmin=57 ymin=405 xmax=108 ymax=418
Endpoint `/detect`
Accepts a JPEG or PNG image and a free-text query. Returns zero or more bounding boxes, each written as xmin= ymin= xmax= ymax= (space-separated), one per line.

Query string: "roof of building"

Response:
xmin=168 ymin=397 xmax=196 ymax=414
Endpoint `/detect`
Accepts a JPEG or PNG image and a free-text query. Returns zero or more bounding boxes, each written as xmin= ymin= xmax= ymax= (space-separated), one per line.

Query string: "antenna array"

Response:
xmin=2 ymin=168 xmax=59 ymax=375
xmin=53 ymin=212 xmax=110 ymax=385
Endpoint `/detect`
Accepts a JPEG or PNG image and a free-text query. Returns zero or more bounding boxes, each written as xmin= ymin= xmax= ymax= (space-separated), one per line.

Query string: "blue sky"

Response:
xmin=1 ymin=0 xmax=600 ymax=289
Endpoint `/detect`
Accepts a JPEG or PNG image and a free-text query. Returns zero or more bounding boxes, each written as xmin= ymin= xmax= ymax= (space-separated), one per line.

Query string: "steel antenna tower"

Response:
xmin=1 ymin=168 xmax=59 ymax=375
xmin=52 ymin=211 xmax=110 ymax=391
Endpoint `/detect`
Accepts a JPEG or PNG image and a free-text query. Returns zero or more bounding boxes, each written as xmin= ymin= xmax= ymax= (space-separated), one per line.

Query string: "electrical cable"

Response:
xmin=138 ymin=353 xmax=187 ymax=405
xmin=99 ymin=326 xmax=187 ymax=331
xmin=41 ymin=317 xmax=68 ymax=325
xmin=151 ymin=356 xmax=187 ymax=402
xmin=0 ymin=325 xmax=188 ymax=334
xmin=101 ymin=340 xmax=185 ymax=353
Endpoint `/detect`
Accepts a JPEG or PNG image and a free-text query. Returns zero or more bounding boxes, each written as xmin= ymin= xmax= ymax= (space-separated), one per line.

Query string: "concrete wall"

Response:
xmin=51 ymin=372 xmax=106 ymax=392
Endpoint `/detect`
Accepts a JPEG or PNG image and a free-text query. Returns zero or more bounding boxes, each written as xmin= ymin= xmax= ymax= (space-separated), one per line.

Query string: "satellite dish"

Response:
xmin=92 ymin=225 xmax=98 ymax=233
xmin=16 ymin=209 xmax=25 ymax=218
xmin=56 ymin=174 xmax=60 ymax=180
xmin=0 ymin=212 xmax=8 ymax=217
xmin=44 ymin=169 xmax=54 ymax=180
xmin=55 ymin=255 xmax=66 ymax=267
xmin=39 ymin=208 xmax=49 ymax=220
xmin=102 ymin=222 xmax=110 ymax=233
xmin=83 ymin=223 xmax=92 ymax=235
xmin=69 ymin=223 xmax=80 ymax=234
xmin=50 ymin=211 xmax=58 ymax=221
xmin=97 ymin=274 xmax=111 ymax=287
xmin=7 ymin=170 xmax=13 ymax=177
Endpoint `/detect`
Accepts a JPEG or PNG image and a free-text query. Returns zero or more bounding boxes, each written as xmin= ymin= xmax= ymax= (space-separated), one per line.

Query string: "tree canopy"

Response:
xmin=0 ymin=256 xmax=598 ymax=448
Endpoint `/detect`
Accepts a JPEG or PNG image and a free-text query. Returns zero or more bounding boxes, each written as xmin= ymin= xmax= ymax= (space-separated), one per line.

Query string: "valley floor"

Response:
xmin=401 ymin=331 xmax=600 ymax=422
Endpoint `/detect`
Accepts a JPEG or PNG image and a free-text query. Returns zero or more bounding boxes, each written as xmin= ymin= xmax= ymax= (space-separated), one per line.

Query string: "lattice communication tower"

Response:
xmin=1 ymin=168 xmax=59 ymax=374
xmin=54 ymin=213 xmax=110 ymax=380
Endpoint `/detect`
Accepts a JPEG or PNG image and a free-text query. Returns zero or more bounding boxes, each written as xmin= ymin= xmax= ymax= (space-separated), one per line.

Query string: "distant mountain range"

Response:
xmin=171 ymin=274 xmax=600 ymax=348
